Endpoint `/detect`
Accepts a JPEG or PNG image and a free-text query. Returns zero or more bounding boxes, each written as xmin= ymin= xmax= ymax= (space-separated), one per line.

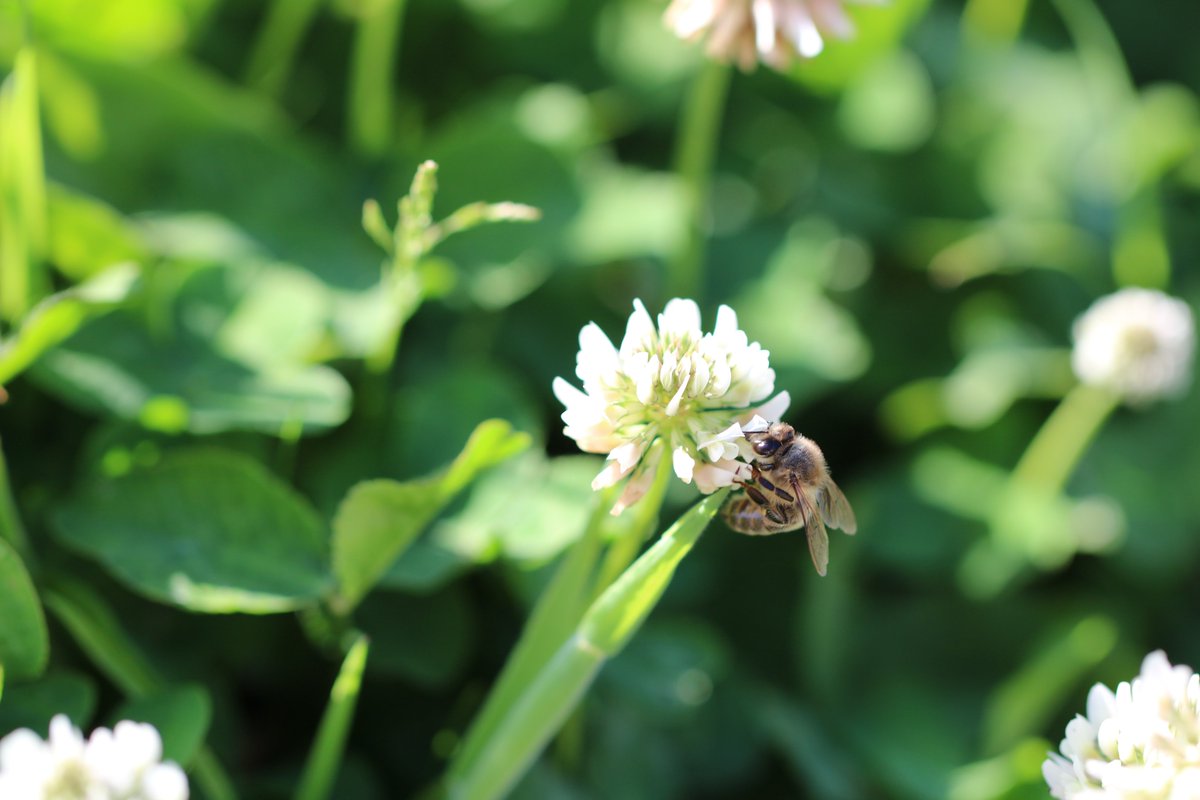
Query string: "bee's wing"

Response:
xmin=817 ymin=479 xmax=857 ymax=535
xmin=804 ymin=506 xmax=830 ymax=577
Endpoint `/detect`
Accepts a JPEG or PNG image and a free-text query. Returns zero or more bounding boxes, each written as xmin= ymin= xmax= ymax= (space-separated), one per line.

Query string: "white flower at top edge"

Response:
xmin=1072 ymin=288 xmax=1195 ymax=405
xmin=554 ymin=298 xmax=788 ymax=514
xmin=1044 ymin=651 xmax=1200 ymax=800
xmin=0 ymin=715 xmax=189 ymax=800
xmin=664 ymin=0 xmax=885 ymax=71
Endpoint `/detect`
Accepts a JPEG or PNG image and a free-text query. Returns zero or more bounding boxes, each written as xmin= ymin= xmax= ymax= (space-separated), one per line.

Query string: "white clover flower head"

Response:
xmin=0 ymin=715 xmax=189 ymax=800
xmin=1044 ymin=650 xmax=1200 ymax=800
xmin=1072 ymin=288 xmax=1195 ymax=405
xmin=554 ymin=298 xmax=789 ymax=514
xmin=664 ymin=0 xmax=884 ymax=71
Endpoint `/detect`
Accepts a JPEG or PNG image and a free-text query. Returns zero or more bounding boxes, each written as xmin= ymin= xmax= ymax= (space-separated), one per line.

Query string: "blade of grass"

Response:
xmin=244 ymin=0 xmax=324 ymax=96
xmin=447 ymin=490 xmax=727 ymax=800
xmin=450 ymin=451 xmax=671 ymax=781
xmin=0 ymin=46 xmax=49 ymax=322
xmin=347 ymin=0 xmax=406 ymax=157
xmin=295 ymin=634 xmax=371 ymax=800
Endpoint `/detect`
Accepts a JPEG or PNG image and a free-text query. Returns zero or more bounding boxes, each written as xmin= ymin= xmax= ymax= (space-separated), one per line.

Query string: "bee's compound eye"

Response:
xmin=753 ymin=438 xmax=780 ymax=457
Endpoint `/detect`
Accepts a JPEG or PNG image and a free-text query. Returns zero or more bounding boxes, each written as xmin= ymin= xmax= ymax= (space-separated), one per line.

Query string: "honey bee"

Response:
xmin=722 ymin=422 xmax=857 ymax=576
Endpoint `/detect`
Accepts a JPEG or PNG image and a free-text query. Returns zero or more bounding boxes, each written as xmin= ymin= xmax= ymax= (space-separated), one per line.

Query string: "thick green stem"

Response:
xmin=446 ymin=491 xmax=726 ymax=800
xmin=668 ymin=60 xmax=730 ymax=300
xmin=448 ymin=488 xmax=615 ymax=781
xmin=295 ymin=635 xmax=371 ymax=800
xmin=348 ymin=0 xmax=406 ymax=157
xmin=1009 ymin=383 xmax=1118 ymax=494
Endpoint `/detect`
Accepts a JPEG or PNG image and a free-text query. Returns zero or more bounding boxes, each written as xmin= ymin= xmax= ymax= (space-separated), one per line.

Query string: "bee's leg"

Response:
xmin=751 ymin=464 xmax=796 ymax=503
xmin=740 ymin=482 xmax=789 ymax=525
xmin=742 ymin=484 xmax=772 ymax=509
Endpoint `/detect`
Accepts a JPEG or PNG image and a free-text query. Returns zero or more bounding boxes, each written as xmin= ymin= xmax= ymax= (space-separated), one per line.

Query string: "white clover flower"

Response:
xmin=554 ymin=298 xmax=788 ymax=514
xmin=1072 ymin=288 xmax=1195 ymax=404
xmin=1044 ymin=651 xmax=1200 ymax=800
xmin=0 ymin=715 xmax=188 ymax=800
xmin=664 ymin=0 xmax=883 ymax=71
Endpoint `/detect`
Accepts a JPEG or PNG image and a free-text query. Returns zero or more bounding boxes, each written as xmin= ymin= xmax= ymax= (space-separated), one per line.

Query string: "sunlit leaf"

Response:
xmin=51 ymin=448 xmax=331 ymax=613
xmin=31 ymin=310 xmax=351 ymax=435
xmin=47 ymin=185 xmax=145 ymax=281
xmin=0 ymin=263 xmax=139 ymax=385
xmin=332 ymin=420 xmax=530 ymax=608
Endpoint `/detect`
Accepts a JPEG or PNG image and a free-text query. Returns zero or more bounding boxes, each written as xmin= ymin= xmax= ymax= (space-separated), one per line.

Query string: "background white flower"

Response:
xmin=0 ymin=715 xmax=189 ymax=800
xmin=1044 ymin=650 xmax=1200 ymax=800
xmin=1072 ymin=288 xmax=1195 ymax=404
xmin=664 ymin=0 xmax=883 ymax=71
xmin=554 ymin=298 xmax=788 ymax=513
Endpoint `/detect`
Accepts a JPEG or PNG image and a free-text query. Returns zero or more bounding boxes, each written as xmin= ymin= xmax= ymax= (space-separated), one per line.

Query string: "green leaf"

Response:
xmin=51 ymin=448 xmax=331 ymax=613
xmin=382 ymin=454 xmax=600 ymax=590
xmin=332 ymin=420 xmax=530 ymax=608
xmin=47 ymin=185 xmax=147 ymax=281
xmin=0 ymin=263 xmax=139 ymax=385
xmin=0 ymin=671 xmax=96 ymax=733
xmin=111 ymin=684 xmax=211 ymax=765
xmin=31 ymin=310 xmax=351 ymax=435
xmin=0 ymin=538 xmax=49 ymax=680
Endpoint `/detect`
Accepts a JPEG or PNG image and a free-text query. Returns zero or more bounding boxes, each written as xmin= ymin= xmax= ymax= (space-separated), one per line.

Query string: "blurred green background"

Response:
xmin=0 ymin=0 xmax=1198 ymax=797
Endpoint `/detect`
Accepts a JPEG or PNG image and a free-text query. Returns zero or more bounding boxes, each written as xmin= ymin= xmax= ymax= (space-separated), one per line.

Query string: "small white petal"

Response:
xmin=741 ymin=415 xmax=770 ymax=433
xmin=664 ymin=374 xmax=691 ymax=416
xmin=747 ymin=391 xmax=791 ymax=424
xmin=621 ymin=299 xmax=656 ymax=356
xmin=693 ymin=458 xmax=750 ymax=493
xmin=673 ymin=447 xmax=696 ymax=483
xmin=142 ymin=763 xmax=190 ymax=800
xmin=751 ymin=0 xmax=776 ymax=53
xmin=659 ymin=298 xmax=703 ymax=339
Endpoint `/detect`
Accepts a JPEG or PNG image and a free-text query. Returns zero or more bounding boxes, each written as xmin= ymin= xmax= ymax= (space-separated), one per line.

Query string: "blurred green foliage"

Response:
xmin=0 ymin=0 xmax=1198 ymax=797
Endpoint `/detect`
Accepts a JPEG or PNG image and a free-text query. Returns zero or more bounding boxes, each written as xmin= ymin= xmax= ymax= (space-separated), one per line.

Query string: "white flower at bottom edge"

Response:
xmin=1044 ymin=650 xmax=1200 ymax=800
xmin=0 ymin=715 xmax=189 ymax=800
xmin=554 ymin=298 xmax=789 ymax=514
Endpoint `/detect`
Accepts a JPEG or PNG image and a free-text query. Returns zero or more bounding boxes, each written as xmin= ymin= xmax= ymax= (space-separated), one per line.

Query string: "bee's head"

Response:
xmin=746 ymin=422 xmax=795 ymax=457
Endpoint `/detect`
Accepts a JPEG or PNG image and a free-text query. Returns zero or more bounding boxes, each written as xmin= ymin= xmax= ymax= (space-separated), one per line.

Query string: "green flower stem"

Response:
xmin=295 ymin=634 xmax=371 ymax=800
xmin=450 ymin=446 xmax=671 ymax=782
xmin=964 ymin=383 xmax=1120 ymax=596
xmin=590 ymin=453 xmax=674 ymax=598
xmin=44 ymin=577 xmax=239 ymax=800
xmin=244 ymin=0 xmax=323 ymax=96
xmin=447 ymin=490 xmax=727 ymax=800
xmin=447 ymin=488 xmax=616 ymax=782
xmin=1009 ymin=382 xmax=1119 ymax=494
xmin=668 ymin=60 xmax=731 ymax=300
xmin=348 ymin=0 xmax=406 ymax=157
xmin=0 ymin=436 xmax=31 ymax=561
